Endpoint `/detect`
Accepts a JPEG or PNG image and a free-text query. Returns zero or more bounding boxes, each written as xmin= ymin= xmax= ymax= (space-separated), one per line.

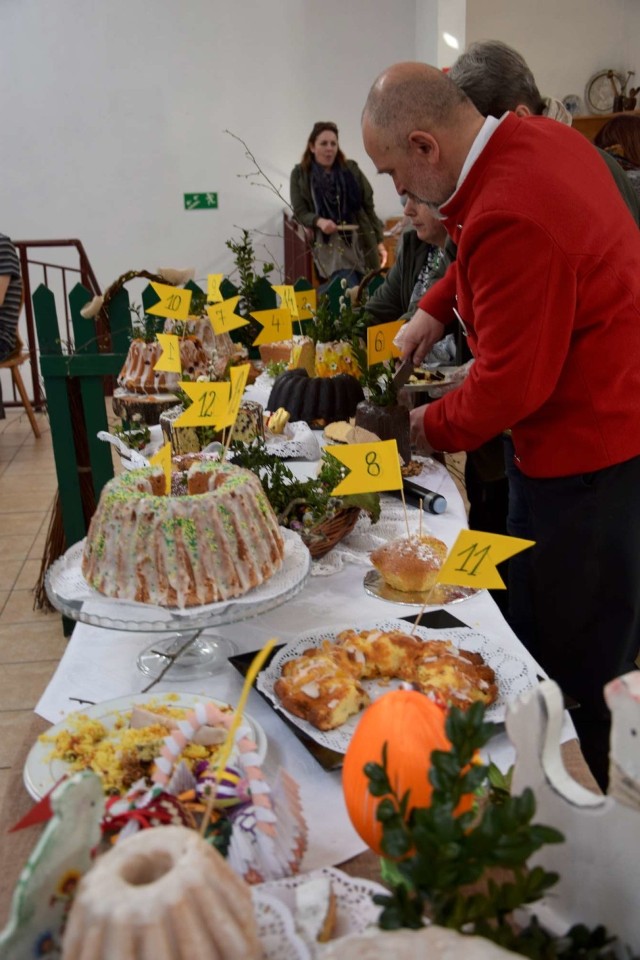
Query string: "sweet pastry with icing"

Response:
xmin=321 ymin=925 xmax=522 ymax=960
xmin=259 ymin=334 xmax=313 ymax=366
xmin=160 ymin=399 xmax=264 ymax=455
xmin=275 ymin=628 xmax=497 ymax=730
xmin=267 ymin=368 xmax=364 ymax=426
xmin=162 ymin=317 xmax=246 ymax=377
xmin=61 ymin=825 xmax=262 ymax=960
xmin=117 ymin=337 xmax=210 ymax=394
xmin=370 ymin=534 xmax=448 ymax=593
xmin=274 ymin=642 xmax=369 ymax=731
xmin=82 ymin=461 xmax=285 ymax=607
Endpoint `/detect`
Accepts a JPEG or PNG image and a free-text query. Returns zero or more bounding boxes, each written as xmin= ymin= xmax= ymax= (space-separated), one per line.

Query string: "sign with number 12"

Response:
xmin=328 ymin=440 xmax=403 ymax=495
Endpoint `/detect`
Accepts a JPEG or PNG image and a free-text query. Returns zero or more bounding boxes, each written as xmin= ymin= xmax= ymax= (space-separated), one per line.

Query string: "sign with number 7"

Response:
xmin=436 ymin=529 xmax=535 ymax=590
xmin=328 ymin=440 xmax=403 ymax=495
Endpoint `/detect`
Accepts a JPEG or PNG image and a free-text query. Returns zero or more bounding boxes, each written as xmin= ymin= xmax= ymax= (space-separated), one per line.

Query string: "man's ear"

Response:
xmin=407 ymin=130 xmax=440 ymax=164
xmin=514 ymin=104 xmax=533 ymax=118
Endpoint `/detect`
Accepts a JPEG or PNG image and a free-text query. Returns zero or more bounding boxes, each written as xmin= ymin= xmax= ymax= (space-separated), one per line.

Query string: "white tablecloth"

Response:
xmin=35 ymin=448 xmax=575 ymax=871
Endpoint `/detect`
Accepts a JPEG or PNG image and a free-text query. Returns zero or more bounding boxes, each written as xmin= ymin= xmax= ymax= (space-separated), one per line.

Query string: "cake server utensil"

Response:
xmin=392 ymin=359 xmax=415 ymax=391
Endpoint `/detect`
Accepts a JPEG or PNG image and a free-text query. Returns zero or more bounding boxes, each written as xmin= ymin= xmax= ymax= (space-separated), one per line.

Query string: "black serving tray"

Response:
xmin=227 ymin=610 xmax=471 ymax=771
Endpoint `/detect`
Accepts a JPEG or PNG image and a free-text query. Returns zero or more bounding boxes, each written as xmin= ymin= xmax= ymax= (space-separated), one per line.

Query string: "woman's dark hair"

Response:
xmin=300 ymin=122 xmax=347 ymax=170
xmin=594 ymin=114 xmax=640 ymax=167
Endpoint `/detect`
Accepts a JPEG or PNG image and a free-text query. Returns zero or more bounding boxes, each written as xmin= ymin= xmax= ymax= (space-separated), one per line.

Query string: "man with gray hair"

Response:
xmin=362 ymin=62 xmax=640 ymax=788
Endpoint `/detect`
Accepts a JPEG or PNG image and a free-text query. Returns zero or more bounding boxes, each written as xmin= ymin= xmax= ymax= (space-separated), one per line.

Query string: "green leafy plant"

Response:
xmin=129 ymin=303 xmax=163 ymax=343
xmin=265 ymin=358 xmax=288 ymax=379
xmin=350 ymin=335 xmax=399 ymax=407
xmin=367 ymin=704 xmax=619 ymax=960
xmin=112 ymin=414 xmax=151 ymax=451
xmin=229 ymin=440 xmax=380 ymax=537
xmin=225 ymin=229 xmax=275 ymax=348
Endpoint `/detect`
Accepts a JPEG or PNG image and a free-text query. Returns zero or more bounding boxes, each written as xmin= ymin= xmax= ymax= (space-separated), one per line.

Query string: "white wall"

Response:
xmin=465 ymin=0 xmax=638 ymax=109
xmin=0 ymin=0 xmax=416 ymax=293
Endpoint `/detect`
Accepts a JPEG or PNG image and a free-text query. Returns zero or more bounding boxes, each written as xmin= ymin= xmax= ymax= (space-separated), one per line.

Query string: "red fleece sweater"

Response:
xmin=418 ymin=113 xmax=640 ymax=478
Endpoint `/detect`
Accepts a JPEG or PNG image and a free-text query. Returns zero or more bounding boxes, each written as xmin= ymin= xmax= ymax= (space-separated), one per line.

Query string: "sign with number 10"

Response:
xmin=146 ymin=282 xmax=192 ymax=321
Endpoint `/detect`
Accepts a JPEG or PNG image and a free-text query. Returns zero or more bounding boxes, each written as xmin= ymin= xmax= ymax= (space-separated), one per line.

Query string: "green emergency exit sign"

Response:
xmin=184 ymin=192 xmax=218 ymax=210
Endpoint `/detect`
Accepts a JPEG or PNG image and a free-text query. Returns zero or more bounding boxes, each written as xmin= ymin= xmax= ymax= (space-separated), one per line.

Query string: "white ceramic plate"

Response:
xmin=24 ymin=692 xmax=268 ymax=801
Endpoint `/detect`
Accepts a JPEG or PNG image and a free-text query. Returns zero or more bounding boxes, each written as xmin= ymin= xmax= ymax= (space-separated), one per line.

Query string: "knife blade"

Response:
xmin=392 ymin=358 xmax=415 ymax=391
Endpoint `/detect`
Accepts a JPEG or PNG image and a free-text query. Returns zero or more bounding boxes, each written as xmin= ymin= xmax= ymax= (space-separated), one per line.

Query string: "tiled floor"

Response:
xmin=0 ymin=408 xmax=66 ymax=809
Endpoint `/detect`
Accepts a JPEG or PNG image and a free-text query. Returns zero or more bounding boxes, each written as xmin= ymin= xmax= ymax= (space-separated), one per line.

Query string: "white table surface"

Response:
xmin=35 ymin=416 xmax=575 ymax=871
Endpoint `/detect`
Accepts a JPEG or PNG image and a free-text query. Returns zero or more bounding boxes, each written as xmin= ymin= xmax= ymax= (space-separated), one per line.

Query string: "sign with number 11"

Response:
xmin=436 ymin=529 xmax=535 ymax=590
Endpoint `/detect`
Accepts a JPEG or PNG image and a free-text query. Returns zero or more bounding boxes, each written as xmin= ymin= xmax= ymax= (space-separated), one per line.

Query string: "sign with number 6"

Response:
xmin=366 ymin=320 xmax=403 ymax=367
xmin=328 ymin=439 xmax=403 ymax=495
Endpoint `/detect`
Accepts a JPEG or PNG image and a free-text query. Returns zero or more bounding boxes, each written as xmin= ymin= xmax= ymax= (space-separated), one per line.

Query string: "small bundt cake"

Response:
xmin=267 ymin=368 xmax=364 ymax=426
xmin=61 ymin=825 xmax=262 ymax=960
xmin=82 ymin=461 xmax=285 ymax=607
xmin=117 ymin=337 xmax=209 ymax=394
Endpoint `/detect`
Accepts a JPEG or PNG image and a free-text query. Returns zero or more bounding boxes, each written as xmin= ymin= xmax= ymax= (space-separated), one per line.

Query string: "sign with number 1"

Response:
xmin=146 ymin=282 xmax=192 ymax=321
xmin=153 ymin=334 xmax=182 ymax=373
xmin=436 ymin=529 xmax=535 ymax=590
xmin=328 ymin=440 xmax=403 ymax=495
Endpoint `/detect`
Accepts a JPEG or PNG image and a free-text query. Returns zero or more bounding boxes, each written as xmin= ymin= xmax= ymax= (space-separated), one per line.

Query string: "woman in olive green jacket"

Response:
xmin=290 ymin=121 xmax=386 ymax=284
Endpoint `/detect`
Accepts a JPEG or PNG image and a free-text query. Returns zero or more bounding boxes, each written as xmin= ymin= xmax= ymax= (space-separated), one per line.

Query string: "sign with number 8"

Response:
xmin=328 ymin=439 xmax=403 ymax=495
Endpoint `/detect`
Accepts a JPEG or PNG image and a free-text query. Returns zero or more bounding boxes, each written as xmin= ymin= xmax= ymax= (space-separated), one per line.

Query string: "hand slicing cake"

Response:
xmin=275 ymin=628 xmax=497 ymax=731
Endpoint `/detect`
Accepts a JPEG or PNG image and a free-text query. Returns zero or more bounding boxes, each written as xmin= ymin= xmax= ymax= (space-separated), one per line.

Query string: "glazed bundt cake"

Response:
xmin=82 ymin=461 xmax=285 ymax=607
xmin=267 ymin=368 xmax=364 ymax=426
xmin=61 ymin=825 xmax=262 ymax=960
xmin=117 ymin=337 xmax=209 ymax=394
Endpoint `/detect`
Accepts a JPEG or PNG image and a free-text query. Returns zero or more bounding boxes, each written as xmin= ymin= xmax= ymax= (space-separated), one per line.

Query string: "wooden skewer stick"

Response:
xmin=411 ymin=587 xmax=437 ymax=634
xmin=400 ymin=487 xmax=411 ymax=539
xmin=199 ymin=638 xmax=277 ymax=836
xmin=419 ymin=498 xmax=423 ymax=539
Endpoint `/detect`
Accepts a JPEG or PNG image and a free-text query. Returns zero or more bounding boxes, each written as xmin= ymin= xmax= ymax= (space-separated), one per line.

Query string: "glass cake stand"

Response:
xmin=45 ymin=529 xmax=311 ymax=683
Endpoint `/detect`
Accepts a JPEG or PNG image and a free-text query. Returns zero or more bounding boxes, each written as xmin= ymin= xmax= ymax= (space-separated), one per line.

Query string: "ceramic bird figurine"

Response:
xmin=0 ymin=771 xmax=104 ymax=959
xmin=506 ymin=673 xmax=640 ymax=955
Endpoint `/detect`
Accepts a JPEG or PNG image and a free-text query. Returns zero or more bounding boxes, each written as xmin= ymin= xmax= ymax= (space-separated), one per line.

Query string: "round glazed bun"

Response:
xmin=370 ymin=534 xmax=447 ymax=593
xmin=321 ymin=926 xmax=522 ymax=960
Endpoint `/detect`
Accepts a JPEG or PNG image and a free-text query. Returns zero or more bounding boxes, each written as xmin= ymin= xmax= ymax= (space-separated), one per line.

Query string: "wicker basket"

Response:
xmin=300 ymin=506 xmax=362 ymax=560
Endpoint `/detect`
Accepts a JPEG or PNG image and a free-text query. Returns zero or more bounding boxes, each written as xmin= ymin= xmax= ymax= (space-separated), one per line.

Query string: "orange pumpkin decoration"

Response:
xmin=342 ymin=689 xmax=473 ymax=855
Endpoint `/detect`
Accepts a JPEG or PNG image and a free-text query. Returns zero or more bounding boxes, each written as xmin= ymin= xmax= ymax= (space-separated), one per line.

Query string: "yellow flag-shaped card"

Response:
xmin=207 ymin=273 xmax=225 ymax=303
xmin=328 ymin=439 xmax=403 ymax=495
xmin=295 ymin=288 xmax=317 ymax=320
xmin=173 ymin=381 xmax=231 ymax=429
xmin=153 ymin=334 xmax=182 ymax=373
xmin=146 ymin=283 xmax=192 ymax=321
xmin=149 ymin=441 xmax=172 ymax=491
xmin=216 ymin=363 xmax=251 ymax=431
xmin=436 ymin=529 xmax=535 ymax=590
xmin=251 ymin=308 xmax=293 ymax=345
xmin=206 ymin=297 xmax=247 ymax=336
xmin=367 ymin=320 xmax=404 ymax=367
xmin=272 ymin=284 xmax=299 ymax=319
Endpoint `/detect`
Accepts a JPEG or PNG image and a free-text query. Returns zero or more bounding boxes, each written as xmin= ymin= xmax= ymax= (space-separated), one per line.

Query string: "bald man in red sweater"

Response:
xmin=363 ymin=63 xmax=640 ymax=788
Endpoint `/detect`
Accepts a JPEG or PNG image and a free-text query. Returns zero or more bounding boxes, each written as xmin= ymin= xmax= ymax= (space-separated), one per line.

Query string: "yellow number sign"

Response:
xmin=250 ymin=308 xmax=293 ymax=346
xmin=294 ymin=288 xmax=316 ymax=320
xmin=153 ymin=334 xmax=182 ymax=373
xmin=216 ymin=363 xmax=251 ymax=431
xmin=436 ymin=529 xmax=535 ymax=590
xmin=206 ymin=296 xmax=247 ymax=335
xmin=366 ymin=320 xmax=404 ymax=367
xmin=207 ymin=273 xmax=225 ymax=303
xmin=173 ymin=381 xmax=231 ymax=428
xmin=328 ymin=439 xmax=403 ymax=495
xmin=149 ymin=441 xmax=172 ymax=491
xmin=146 ymin=282 xmax=192 ymax=321
xmin=272 ymin=284 xmax=299 ymax=319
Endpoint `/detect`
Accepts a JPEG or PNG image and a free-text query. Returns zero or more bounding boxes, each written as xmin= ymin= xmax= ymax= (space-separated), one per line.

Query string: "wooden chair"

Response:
xmin=0 ymin=334 xmax=41 ymax=438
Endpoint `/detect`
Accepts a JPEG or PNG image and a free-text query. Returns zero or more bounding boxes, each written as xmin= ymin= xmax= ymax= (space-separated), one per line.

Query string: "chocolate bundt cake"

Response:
xmin=267 ymin=368 xmax=364 ymax=426
xmin=355 ymin=400 xmax=411 ymax=464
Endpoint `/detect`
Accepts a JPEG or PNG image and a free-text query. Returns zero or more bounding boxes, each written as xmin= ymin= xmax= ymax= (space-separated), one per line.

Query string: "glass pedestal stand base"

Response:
xmin=137 ymin=629 xmax=238 ymax=684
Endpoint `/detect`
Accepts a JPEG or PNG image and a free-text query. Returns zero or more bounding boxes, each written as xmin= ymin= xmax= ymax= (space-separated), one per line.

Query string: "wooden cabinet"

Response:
xmin=572 ymin=112 xmax=640 ymax=142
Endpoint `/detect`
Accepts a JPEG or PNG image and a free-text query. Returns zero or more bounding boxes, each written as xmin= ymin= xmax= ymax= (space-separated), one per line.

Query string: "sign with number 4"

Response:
xmin=436 ymin=529 xmax=535 ymax=590
xmin=250 ymin=308 xmax=293 ymax=346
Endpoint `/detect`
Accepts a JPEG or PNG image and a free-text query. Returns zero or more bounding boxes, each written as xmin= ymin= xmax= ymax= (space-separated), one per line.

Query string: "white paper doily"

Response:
xmin=257 ymin=616 xmax=537 ymax=752
xmin=252 ymin=890 xmax=312 ymax=960
xmin=257 ymin=867 xmax=386 ymax=958
xmin=265 ymin=420 xmax=321 ymax=460
xmin=45 ymin=528 xmax=311 ymax=631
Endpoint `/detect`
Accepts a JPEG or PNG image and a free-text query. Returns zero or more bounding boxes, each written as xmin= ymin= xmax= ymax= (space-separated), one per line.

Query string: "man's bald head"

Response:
xmin=363 ymin=62 xmax=473 ymax=136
